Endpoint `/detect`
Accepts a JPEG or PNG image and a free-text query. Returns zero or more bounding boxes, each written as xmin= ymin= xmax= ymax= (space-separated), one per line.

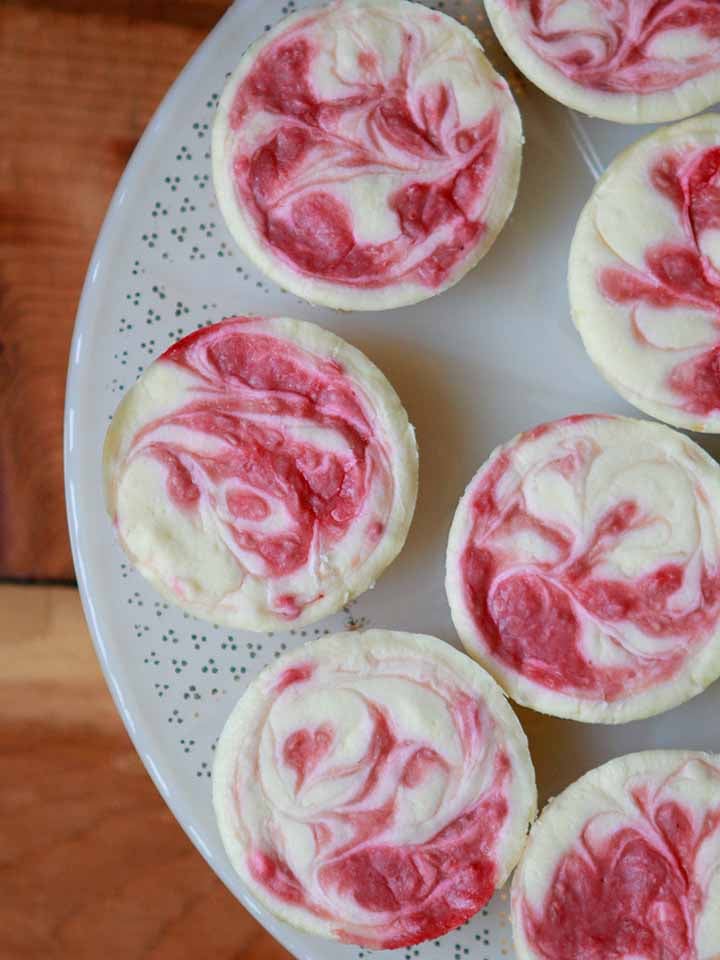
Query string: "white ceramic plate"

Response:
xmin=64 ymin=2 xmax=720 ymax=958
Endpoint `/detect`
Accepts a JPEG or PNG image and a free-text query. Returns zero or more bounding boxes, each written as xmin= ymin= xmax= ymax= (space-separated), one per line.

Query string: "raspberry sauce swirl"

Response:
xmin=213 ymin=630 xmax=536 ymax=948
xmin=103 ymin=317 xmax=417 ymax=630
xmin=513 ymin=751 xmax=720 ymax=960
xmin=446 ymin=415 xmax=720 ymax=723
xmin=213 ymin=0 xmax=522 ymax=309
xmin=571 ymin=116 xmax=720 ymax=432
xmin=485 ymin=0 xmax=720 ymax=122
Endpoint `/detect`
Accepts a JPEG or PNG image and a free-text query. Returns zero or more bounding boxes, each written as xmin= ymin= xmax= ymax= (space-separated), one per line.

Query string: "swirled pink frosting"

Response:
xmin=221 ymin=635 xmax=528 ymax=948
xmin=455 ymin=415 xmax=720 ymax=703
xmin=222 ymin=2 xmax=518 ymax=290
xmin=600 ymin=144 xmax=720 ymax=416
xmin=121 ymin=317 xmax=394 ymax=621
xmin=520 ymin=757 xmax=720 ymax=960
xmin=504 ymin=0 xmax=720 ymax=94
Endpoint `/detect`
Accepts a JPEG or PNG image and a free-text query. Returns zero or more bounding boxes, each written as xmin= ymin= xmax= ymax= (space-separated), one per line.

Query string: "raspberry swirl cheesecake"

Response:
xmin=212 ymin=0 xmax=522 ymax=310
xmin=213 ymin=630 xmax=537 ymax=948
xmin=103 ymin=316 xmax=418 ymax=631
xmin=484 ymin=0 xmax=720 ymax=123
xmin=512 ymin=751 xmax=720 ymax=960
xmin=571 ymin=115 xmax=720 ymax=433
xmin=446 ymin=414 xmax=720 ymax=723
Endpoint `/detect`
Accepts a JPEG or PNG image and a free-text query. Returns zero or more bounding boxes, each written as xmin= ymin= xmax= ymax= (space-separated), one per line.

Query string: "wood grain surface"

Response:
xmin=0 ymin=0 xmax=232 ymax=580
xmin=1 ymin=584 xmax=292 ymax=960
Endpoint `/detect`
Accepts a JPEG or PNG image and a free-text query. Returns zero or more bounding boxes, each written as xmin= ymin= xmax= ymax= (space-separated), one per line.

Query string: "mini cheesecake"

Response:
xmin=213 ymin=0 xmax=522 ymax=310
xmin=571 ymin=115 xmax=720 ymax=432
xmin=446 ymin=414 xmax=720 ymax=723
xmin=512 ymin=750 xmax=720 ymax=960
xmin=213 ymin=629 xmax=537 ymax=948
xmin=485 ymin=0 xmax=720 ymax=123
xmin=103 ymin=316 xmax=418 ymax=631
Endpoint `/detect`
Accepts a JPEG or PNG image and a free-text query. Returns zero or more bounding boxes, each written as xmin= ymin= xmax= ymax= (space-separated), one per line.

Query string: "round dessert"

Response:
xmin=512 ymin=750 xmax=720 ymax=960
xmin=213 ymin=629 xmax=537 ymax=948
xmin=103 ymin=316 xmax=418 ymax=631
xmin=446 ymin=414 xmax=720 ymax=723
xmin=484 ymin=0 xmax=720 ymax=123
xmin=571 ymin=115 xmax=720 ymax=433
xmin=212 ymin=0 xmax=523 ymax=311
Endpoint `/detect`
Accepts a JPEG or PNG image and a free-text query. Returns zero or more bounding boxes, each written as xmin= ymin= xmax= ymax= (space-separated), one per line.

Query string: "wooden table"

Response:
xmin=1 ymin=0 xmax=241 ymax=581
xmin=1 ymin=4 xmax=291 ymax=956
xmin=2 ymin=584 xmax=292 ymax=959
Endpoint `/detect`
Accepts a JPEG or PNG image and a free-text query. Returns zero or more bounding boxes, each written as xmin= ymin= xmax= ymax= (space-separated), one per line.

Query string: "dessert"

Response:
xmin=485 ymin=0 xmax=720 ymax=123
xmin=212 ymin=0 xmax=522 ymax=310
xmin=103 ymin=316 xmax=418 ymax=631
xmin=571 ymin=115 xmax=720 ymax=432
xmin=512 ymin=750 xmax=720 ymax=960
xmin=213 ymin=629 xmax=537 ymax=948
xmin=446 ymin=414 xmax=720 ymax=723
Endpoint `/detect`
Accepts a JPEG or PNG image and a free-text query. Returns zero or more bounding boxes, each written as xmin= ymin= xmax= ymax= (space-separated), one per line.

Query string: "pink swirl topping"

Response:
xmin=454 ymin=416 xmax=720 ymax=704
xmin=123 ymin=317 xmax=393 ymax=621
xmin=223 ymin=2 xmax=516 ymax=290
xmin=505 ymin=0 xmax=720 ymax=94
xmin=222 ymin=636 xmax=527 ymax=948
xmin=520 ymin=758 xmax=720 ymax=960
xmin=600 ymin=144 xmax=720 ymax=416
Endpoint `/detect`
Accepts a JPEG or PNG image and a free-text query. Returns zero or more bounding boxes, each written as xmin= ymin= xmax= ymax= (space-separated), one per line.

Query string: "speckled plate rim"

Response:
xmin=63 ymin=5 xmax=319 ymax=957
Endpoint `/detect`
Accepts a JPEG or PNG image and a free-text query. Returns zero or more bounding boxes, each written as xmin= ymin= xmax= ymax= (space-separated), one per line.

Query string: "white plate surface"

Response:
xmin=65 ymin=2 xmax=720 ymax=958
